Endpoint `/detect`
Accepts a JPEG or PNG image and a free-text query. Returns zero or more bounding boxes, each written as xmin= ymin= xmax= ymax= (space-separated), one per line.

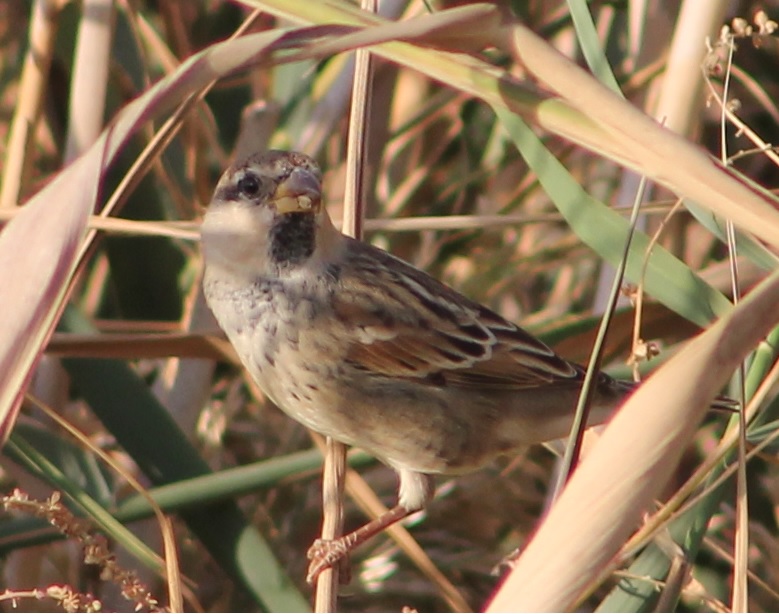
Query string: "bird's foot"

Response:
xmin=306 ymin=504 xmax=416 ymax=584
xmin=306 ymin=538 xmax=351 ymax=584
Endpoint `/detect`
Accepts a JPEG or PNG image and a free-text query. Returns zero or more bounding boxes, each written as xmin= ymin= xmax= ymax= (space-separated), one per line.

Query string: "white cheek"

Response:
xmin=201 ymin=202 xmax=273 ymax=269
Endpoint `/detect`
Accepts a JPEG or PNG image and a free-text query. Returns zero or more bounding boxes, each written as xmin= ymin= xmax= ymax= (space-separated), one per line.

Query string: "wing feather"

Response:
xmin=332 ymin=239 xmax=580 ymax=390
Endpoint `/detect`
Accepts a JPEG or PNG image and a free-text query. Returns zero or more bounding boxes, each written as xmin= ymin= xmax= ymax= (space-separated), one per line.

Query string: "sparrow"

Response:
xmin=200 ymin=150 xmax=726 ymax=583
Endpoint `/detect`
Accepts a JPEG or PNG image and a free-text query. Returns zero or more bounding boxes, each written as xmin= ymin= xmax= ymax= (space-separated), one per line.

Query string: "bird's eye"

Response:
xmin=237 ymin=173 xmax=261 ymax=197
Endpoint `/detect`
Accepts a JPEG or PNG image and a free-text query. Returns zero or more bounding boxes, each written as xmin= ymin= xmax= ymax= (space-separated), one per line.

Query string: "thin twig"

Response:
xmin=314 ymin=1 xmax=376 ymax=610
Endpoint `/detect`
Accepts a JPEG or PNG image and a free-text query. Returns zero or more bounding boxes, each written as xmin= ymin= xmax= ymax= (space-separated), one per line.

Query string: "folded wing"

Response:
xmin=332 ymin=239 xmax=581 ymax=390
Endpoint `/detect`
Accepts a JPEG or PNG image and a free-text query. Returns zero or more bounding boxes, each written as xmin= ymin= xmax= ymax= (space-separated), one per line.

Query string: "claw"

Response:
xmin=306 ymin=538 xmax=350 ymax=584
xmin=305 ymin=504 xmax=416 ymax=584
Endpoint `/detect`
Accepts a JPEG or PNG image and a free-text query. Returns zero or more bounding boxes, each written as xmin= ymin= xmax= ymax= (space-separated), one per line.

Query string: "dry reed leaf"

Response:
xmin=249 ymin=2 xmax=779 ymax=256
xmin=487 ymin=269 xmax=779 ymax=612
xmin=506 ymin=23 xmax=779 ymax=250
xmin=0 ymin=155 xmax=100 ymax=442
xmin=0 ymin=27 xmax=317 ymax=441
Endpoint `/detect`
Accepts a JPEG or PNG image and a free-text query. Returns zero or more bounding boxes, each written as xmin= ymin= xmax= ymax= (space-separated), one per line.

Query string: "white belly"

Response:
xmin=203 ymin=270 xmax=348 ymax=436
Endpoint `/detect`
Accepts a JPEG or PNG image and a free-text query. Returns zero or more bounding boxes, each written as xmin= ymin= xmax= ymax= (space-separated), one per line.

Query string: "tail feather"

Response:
xmin=606 ymin=376 xmax=739 ymax=413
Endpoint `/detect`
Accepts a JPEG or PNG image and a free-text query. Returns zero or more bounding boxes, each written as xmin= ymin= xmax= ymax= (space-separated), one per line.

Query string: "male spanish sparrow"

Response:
xmin=200 ymin=150 xmax=702 ymax=582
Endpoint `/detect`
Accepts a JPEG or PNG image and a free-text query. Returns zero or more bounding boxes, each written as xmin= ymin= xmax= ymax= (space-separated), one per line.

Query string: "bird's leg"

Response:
xmin=306 ymin=504 xmax=416 ymax=584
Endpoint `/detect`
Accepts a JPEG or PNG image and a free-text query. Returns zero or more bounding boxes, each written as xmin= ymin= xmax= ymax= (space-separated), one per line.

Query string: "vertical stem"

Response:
xmin=314 ymin=1 xmax=376 ymax=611
xmin=1 ymin=0 xmax=62 ymax=208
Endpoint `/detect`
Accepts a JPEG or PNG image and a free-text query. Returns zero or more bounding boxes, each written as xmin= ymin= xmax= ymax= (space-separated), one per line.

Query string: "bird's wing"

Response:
xmin=331 ymin=240 xmax=581 ymax=390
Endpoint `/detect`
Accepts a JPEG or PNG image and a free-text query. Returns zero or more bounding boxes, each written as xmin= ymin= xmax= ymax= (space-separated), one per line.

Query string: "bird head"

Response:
xmin=202 ymin=150 xmax=337 ymax=277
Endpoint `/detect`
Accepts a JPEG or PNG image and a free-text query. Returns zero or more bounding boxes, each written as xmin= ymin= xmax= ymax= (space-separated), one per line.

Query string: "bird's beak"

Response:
xmin=272 ymin=167 xmax=322 ymax=214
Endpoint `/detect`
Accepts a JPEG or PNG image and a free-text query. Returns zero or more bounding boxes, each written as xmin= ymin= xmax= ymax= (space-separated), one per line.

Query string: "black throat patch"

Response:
xmin=269 ymin=213 xmax=316 ymax=266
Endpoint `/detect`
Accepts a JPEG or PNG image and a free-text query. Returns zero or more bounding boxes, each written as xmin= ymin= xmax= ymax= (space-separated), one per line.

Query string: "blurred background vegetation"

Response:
xmin=0 ymin=0 xmax=778 ymax=611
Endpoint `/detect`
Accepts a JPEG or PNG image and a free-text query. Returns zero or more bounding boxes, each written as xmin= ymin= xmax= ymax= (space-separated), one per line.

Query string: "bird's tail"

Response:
xmin=609 ymin=377 xmax=739 ymax=413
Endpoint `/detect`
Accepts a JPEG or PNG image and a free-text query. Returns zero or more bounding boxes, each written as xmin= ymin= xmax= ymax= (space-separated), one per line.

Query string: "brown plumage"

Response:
xmin=200 ymin=150 xmax=642 ymax=581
